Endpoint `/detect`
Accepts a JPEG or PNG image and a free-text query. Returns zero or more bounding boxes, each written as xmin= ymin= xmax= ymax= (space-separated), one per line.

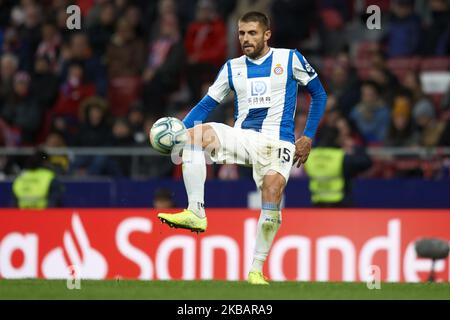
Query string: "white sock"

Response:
xmin=182 ymin=144 xmax=206 ymax=218
xmin=251 ymin=203 xmax=281 ymax=272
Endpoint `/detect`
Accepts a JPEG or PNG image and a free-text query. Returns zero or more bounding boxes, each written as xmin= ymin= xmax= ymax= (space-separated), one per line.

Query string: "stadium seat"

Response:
xmin=355 ymin=41 xmax=379 ymax=60
xmin=386 ymin=57 xmax=421 ymax=81
xmin=420 ymin=57 xmax=450 ymax=71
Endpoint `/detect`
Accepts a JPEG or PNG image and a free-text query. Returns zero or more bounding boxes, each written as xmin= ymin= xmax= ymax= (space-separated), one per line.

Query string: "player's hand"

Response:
xmin=293 ymin=136 xmax=312 ymax=167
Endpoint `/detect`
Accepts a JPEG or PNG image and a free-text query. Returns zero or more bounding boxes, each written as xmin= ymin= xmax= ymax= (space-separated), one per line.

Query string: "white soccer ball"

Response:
xmin=149 ymin=117 xmax=188 ymax=154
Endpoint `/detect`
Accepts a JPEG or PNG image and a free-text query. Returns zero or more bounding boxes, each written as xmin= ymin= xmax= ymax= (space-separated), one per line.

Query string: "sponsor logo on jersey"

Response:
xmin=247 ymin=78 xmax=272 ymax=107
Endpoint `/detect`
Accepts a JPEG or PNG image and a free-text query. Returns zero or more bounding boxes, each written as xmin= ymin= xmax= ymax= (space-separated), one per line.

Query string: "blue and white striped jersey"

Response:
xmin=207 ymin=48 xmax=318 ymax=144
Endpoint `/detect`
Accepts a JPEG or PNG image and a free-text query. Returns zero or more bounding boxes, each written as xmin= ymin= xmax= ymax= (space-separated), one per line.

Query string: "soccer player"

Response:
xmin=158 ymin=11 xmax=327 ymax=285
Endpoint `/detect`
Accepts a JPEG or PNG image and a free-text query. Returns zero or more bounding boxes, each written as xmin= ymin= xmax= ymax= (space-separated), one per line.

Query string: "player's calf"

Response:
xmin=181 ymin=124 xmax=220 ymax=221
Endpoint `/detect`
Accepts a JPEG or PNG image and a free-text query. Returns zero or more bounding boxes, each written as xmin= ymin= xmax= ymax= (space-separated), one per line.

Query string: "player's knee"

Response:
xmin=186 ymin=125 xmax=204 ymax=145
xmin=186 ymin=124 xmax=216 ymax=149
xmin=262 ymin=186 xmax=282 ymax=202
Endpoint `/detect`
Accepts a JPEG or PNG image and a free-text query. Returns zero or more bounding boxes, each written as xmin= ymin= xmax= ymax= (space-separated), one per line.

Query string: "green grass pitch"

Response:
xmin=1 ymin=280 xmax=450 ymax=299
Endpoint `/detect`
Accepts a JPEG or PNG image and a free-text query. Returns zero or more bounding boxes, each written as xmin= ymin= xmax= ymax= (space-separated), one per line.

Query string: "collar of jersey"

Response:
xmin=246 ymin=47 xmax=273 ymax=65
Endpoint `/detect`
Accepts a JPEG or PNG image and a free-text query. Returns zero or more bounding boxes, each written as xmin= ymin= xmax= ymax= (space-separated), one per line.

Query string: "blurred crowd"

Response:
xmin=0 ymin=0 xmax=449 ymax=179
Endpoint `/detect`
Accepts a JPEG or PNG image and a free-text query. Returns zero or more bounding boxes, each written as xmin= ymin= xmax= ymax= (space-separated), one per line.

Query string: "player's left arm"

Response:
xmin=292 ymin=50 xmax=327 ymax=167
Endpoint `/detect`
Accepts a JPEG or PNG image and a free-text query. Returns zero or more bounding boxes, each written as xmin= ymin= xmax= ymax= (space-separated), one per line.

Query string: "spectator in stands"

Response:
xmin=111 ymin=117 xmax=134 ymax=176
xmin=112 ymin=117 xmax=134 ymax=146
xmin=1 ymin=71 xmax=41 ymax=145
xmin=106 ymin=17 xmax=146 ymax=79
xmin=127 ymin=102 xmax=147 ymax=144
xmin=148 ymin=0 xmax=178 ymax=38
xmin=317 ymin=0 xmax=351 ymax=55
xmin=55 ymin=5 xmax=73 ymax=43
xmin=335 ymin=115 xmax=365 ymax=147
xmin=36 ymin=22 xmax=61 ymax=72
xmin=87 ymin=2 xmax=116 ymax=58
xmin=415 ymin=100 xmax=446 ymax=147
xmin=367 ymin=51 xmax=400 ymax=106
xmin=12 ymin=149 xmax=64 ymax=208
xmin=422 ymin=0 xmax=450 ymax=56
xmin=153 ymin=187 xmax=175 ymax=209
xmin=386 ymin=0 xmax=422 ymax=57
xmin=30 ymin=55 xmax=59 ymax=111
xmin=327 ymin=62 xmax=360 ymax=117
xmin=402 ymin=71 xmax=437 ymax=120
xmin=43 ymin=130 xmax=69 ymax=175
xmin=350 ymin=81 xmax=390 ymax=144
xmin=16 ymin=2 xmax=42 ymax=71
xmin=52 ymin=62 xmax=96 ymax=119
xmin=124 ymin=4 xmax=147 ymax=40
xmin=75 ymin=96 xmax=112 ymax=146
xmin=70 ymin=97 xmax=121 ymax=176
xmin=0 ymin=53 xmax=19 ymax=105
xmin=304 ymin=127 xmax=372 ymax=207
xmin=61 ymin=33 xmax=107 ymax=96
xmin=184 ymin=0 xmax=227 ymax=101
xmin=142 ymin=12 xmax=185 ymax=117
xmin=1 ymin=27 xmax=25 ymax=60
xmin=0 ymin=117 xmax=20 ymax=147
xmin=85 ymin=0 xmax=113 ymax=29
xmin=384 ymin=94 xmax=420 ymax=147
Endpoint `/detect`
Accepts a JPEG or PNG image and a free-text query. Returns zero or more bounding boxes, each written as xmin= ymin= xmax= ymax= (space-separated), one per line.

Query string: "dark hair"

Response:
xmin=239 ymin=11 xmax=270 ymax=30
xmin=317 ymin=127 xmax=340 ymax=148
xmin=26 ymin=149 xmax=49 ymax=169
xmin=154 ymin=188 xmax=174 ymax=201
xmin=361 ymin=80 xmax=381 ymax=96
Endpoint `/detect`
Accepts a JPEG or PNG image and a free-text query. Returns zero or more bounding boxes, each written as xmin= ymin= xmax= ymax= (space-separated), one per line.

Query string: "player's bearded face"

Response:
xmin=238 ymin=21 xmax=270 ymax=59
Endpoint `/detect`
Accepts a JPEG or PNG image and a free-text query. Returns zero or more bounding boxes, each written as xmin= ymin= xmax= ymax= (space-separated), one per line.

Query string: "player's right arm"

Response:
xmin=182 ymin=62 xmax=231 ymax=128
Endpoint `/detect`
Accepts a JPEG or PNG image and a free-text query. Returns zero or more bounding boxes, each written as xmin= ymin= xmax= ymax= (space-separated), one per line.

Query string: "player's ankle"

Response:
xmin=250 ymin=259 xmax=265 ymax=273
xmin=188 ymin=202 xmax=206 ymax=218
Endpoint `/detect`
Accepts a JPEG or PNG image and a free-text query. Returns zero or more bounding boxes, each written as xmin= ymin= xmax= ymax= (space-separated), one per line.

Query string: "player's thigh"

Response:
xmin=202 ymin=122 xmax=251 ymax=165
xmin=252 ymin=139 xmax=295 ymax=190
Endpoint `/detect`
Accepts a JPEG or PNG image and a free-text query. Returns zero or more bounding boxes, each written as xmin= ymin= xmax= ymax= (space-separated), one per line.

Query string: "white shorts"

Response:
xmin=206 ymin=122 xmax=295 ymax=188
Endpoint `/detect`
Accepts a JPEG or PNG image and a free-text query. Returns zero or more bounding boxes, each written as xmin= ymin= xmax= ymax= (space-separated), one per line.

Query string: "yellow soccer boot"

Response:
xmin=158 ymin=209 xmax=207 ymax=233
xmin=247 ymin=271 xmax=270 ymax=285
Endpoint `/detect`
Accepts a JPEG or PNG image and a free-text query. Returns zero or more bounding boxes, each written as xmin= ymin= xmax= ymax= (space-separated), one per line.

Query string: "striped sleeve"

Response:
xmin=292 ymin=50 xmax=318 ymax=86
xmin=207 ymin=62 xmax=231 ymax=103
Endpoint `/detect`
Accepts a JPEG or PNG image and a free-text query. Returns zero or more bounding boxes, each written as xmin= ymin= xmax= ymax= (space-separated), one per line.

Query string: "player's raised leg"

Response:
xmin=158 ymin=124 xmax=220 ymax=233
xmin=248 ymin=171 xmax=285 ymax=285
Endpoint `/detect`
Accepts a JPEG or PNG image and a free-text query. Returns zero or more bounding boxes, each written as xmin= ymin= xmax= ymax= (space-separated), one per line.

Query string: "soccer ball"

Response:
xmin=149 ymin=117 xmax=188 ymax=154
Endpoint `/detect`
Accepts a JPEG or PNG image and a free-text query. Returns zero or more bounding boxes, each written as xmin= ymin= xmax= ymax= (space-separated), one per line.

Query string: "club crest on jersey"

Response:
xmin=273 ymin=64 xmax=283 ymax=75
